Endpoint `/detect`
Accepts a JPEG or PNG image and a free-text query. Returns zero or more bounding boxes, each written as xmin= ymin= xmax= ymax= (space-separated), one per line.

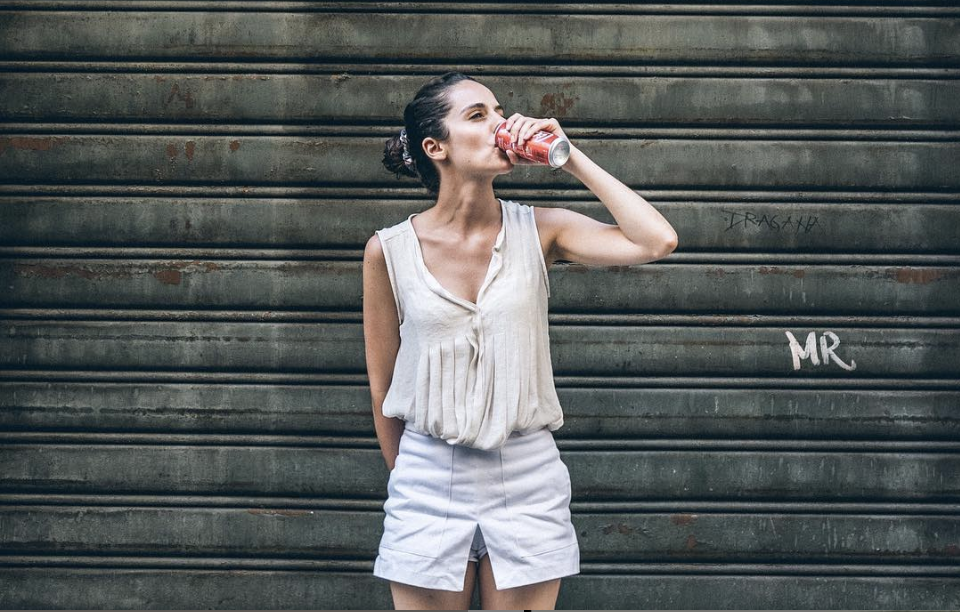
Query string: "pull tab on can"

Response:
xmin=494 ymin=120 xmax=571 ymax=168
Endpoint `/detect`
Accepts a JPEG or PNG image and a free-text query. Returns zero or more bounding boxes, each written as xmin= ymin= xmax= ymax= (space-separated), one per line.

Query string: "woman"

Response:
xmin=363 ymin=71 xmax=678 ymax=610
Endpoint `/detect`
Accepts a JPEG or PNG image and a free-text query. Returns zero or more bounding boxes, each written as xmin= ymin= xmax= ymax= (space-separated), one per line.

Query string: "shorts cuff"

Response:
xmin=493 ymin=542 xmax=581 ymax=590
xmin=374 ymin=547 xmax=466 ymax=592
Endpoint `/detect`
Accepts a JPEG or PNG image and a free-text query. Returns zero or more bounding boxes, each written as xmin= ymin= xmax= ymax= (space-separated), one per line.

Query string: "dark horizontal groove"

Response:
xmin=2 ymin=2 xmax=960 ymax=17
xmin=4 ymin=432 xmax=960 ymax=452
xmin=0 ymin=555 xmax=957 ymax=576
xmin=1 ymin=370 xmax=958 ymax=390
xmin=2 ymin=185 xmax=959 ymax=202
xmin=586 ymin=562 xmax=960 ymax=576
xmin=2 ymin=248 xmax=959 ymax=265
xmin=3 ymin=123 xmax=959 ymax=141
xmin=2 ymin=309 xmax=959 ymax=329
xmin=6 ymin=54 xmax=956 ymax=70
xmin=3 ymin=494 xmax=960 ymax=516
xmin=2 ymin=61 xmax=959 ymax=80
xmin=2 ymin=120 xmax=959 ymax=135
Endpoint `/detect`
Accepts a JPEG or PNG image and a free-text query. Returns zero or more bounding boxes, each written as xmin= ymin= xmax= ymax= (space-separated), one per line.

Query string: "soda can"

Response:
xmin=494 ymin=120 xmax=571 ymax=168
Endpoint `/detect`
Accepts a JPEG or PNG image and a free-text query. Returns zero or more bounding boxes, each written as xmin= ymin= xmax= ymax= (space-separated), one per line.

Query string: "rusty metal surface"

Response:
xmin=1 ymin=259 xmax=958 ymax=314
xmin=1 ymin=2 xmax=958 ymax=610
xmin=3 ymin=73 xmax=960 ymax=127
xmin=2 ymin=382 xmax=958 ymax=440
xmin=2 ymin=319 xmax=959 ymax=377
xmin=1 ymin=505 xmax=958 ymax=562
xmin=1 ymin=199 xmax=958 ymax=255
xmin=2 ymin=12 xmax=958 ymax=65
xmin=2 ymin=134 xmax=959 ymax=190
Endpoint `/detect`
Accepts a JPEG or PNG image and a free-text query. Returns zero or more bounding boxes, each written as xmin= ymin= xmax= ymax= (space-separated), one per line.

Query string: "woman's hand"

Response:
xmin=501 ymin=114 xmax=574 ymax=165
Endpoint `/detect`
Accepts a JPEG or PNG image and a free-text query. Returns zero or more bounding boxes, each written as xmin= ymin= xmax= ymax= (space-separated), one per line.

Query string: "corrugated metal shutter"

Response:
xmin=2 ymin=3 xmax=958 ymax=609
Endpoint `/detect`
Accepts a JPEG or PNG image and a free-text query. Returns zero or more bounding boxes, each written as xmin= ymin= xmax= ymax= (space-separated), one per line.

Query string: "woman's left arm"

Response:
xmin=503 ymin=114 xmax=678 ymax=267
xmin=556 ymin=144 xmax=679 ymax=266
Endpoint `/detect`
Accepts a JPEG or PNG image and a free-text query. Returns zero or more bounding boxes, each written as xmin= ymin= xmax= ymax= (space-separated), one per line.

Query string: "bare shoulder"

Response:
xmin=363 ymin=233 xmax=391 ymax=281
xmin=364 ymin=233 xmax=385 ymax=263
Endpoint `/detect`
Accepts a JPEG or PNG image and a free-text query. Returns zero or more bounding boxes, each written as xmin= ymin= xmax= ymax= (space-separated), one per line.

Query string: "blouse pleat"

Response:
xmin=375 ymin=199 xmax=565 ymax=451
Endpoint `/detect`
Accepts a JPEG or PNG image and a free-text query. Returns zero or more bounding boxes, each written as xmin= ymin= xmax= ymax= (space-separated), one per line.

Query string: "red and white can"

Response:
xmin=494 ymin=120 xmax=571 ymax=168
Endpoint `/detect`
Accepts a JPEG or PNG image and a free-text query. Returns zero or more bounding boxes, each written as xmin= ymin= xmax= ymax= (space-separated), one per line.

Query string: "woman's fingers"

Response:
xmin=503 ymin=113 xmax=524 ymax=132
xmin=509 ymin=116 xmax=531 ymax=145
xmin=509 ymin=116 xmax=560 ymax=147
xmin=505 ymin=148 xmax=534 ymax=165
xmin=520 ymin=119 xmax=552 ymax=144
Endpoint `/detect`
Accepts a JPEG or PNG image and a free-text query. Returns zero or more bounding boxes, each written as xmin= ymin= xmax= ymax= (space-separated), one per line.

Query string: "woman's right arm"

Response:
xmin=363 ymin=233 xmax=405 ymax=471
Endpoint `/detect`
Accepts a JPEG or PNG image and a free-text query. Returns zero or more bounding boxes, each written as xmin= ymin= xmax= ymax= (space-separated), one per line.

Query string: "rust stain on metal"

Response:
xmin=165 ymin=143 xmax=178 ymax=158
xmin=671 ymin=514 xmax=697 ymax=526
xmin=154 ymin=75 xmax=167 ymax=83
xmin=152 ymin=261 xmax=221 ymax=285
xmin=164 ymin=83 xmax=195 ymax=109
xmin=229 ymin=140 xmax=241 ymax=152
xmin=185 ymin=140 xmax=196 ymax=161
xmin=539 ymin=91 xmax=578 ymax=118
xmin=891 ymin=268 xmax=943 ymax=285
xmin=601 ymin=522 xmax=639 ymax=535
xmin=758 ymin=266 xmax=805 ymax=278
xmin=247 ymin=508 xmax=311 ymax=517
xmin=685 ymin=534 xmax=698 ymax=550
xmin=0 ymin=136 xmax=69 ymax=155
xmin=14 ymin=261 xmax=219 ymax=285
xmin=154 ymin=269 xmax=181 ymax=285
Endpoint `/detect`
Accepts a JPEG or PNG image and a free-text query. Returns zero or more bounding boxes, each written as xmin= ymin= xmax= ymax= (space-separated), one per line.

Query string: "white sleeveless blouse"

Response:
xmin=374 ymin=198 xmax=565 ymax=451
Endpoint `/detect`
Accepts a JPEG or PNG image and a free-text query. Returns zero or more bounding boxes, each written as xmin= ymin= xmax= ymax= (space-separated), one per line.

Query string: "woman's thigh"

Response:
xmin=389 ymin=561 xmax=477 ymax=611
xmin=477 ymin=554 xmax=561 ymax=610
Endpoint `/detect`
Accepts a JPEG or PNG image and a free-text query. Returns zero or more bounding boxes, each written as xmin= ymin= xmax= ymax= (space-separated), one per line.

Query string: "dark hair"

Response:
xmin=382 ymin=71 xmax=478 ymax=196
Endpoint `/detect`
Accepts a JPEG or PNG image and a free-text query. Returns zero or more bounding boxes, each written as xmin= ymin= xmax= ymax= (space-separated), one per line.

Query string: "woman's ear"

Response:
xmin=422 ymin=137 xmax=447 ymax=162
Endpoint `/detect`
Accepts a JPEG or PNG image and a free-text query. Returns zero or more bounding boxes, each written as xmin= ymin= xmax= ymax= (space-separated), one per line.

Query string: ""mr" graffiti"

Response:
xmin=785 ymin=331 xmax=857 ymax=371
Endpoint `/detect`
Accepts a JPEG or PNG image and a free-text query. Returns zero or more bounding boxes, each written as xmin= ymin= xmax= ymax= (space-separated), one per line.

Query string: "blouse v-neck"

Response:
xmin=406 ymin=198 xmax=507 ymax=311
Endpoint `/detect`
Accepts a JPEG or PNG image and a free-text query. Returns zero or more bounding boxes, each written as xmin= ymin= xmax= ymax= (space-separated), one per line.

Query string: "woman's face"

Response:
xmin=424 ymin=80 xmax=513 ymax=177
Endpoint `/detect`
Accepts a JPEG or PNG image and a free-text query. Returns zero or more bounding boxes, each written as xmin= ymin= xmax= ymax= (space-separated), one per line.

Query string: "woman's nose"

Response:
xmin=489 ymin=117 xmax=504 ymax=143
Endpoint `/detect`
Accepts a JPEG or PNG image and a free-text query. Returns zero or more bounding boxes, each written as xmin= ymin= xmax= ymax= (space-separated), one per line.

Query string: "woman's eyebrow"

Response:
xmin=461 ymin=102 xmax=504 ymax=115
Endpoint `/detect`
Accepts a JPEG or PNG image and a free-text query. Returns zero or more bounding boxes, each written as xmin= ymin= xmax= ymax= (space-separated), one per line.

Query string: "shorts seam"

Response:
xmin=379 ymin=543 xmax=441 ymax=559
xmin=519 ymin=540 xmax=579 ymax=559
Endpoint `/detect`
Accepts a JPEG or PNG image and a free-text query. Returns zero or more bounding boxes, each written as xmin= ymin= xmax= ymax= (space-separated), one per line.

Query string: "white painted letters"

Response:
xmin=785 ymin=330 xmax=856 ymax=371
xmin=818 ymin=331 xmax=857 ymax=371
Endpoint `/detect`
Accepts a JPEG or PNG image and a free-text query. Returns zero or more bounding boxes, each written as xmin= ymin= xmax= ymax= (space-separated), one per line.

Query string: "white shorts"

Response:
xmin=373 ymin=423 xmax=580 ymax=592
